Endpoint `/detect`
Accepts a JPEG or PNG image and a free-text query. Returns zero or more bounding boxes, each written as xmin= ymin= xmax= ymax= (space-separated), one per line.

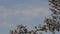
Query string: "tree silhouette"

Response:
xmin=44 ymin=0 xmax=60 ymax=34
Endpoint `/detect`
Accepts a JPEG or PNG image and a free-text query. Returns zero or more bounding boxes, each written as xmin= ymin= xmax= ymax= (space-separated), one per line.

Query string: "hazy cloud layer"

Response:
xmin=0 ymin=0 xmax=52 ymax=34
xmin=0 ymin=4 xmax=51 ymax=27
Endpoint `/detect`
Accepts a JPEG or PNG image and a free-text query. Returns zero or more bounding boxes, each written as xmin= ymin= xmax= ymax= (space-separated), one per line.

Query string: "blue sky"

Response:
xmin=0 ymin=0 xmax=56 ymax=34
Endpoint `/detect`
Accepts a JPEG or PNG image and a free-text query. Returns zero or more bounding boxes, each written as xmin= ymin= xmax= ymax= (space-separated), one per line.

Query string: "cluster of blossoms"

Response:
xmin=10 ymin=24 xmax=47 ymax=34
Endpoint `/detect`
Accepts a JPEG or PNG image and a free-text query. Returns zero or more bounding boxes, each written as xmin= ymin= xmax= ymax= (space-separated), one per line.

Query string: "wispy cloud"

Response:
xmin=0 ymin=22 xmax=13 ymax=27
xmin=0 ymin=0 xmax=52 ymax=34
xmin=0 ymin=4 xmax=51 ymax=27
